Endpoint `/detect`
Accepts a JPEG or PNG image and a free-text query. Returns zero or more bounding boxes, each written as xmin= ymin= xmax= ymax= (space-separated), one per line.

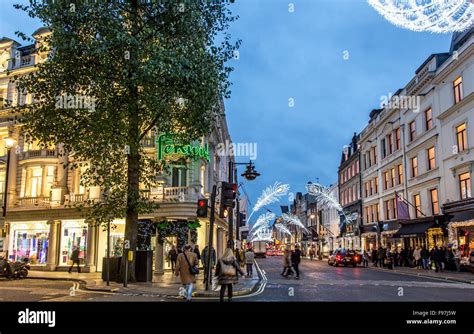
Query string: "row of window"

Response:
xmin=382 ymin=164 xmax=404 ymax=191
xmin=340 ymin=182 xmax=360 ymax=207
xmin=363 ymin=172 xmax=471 ymax=224
xmin=340 ymin=160 xmax=360 ymax=185
xmin=410 ymin=146 xmax=436 ymax=178
xmin=364 ymin=176 xmax=379 ymax=197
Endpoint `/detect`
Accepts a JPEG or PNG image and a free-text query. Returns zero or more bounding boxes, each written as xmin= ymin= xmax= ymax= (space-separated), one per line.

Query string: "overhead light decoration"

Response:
xmin=368 ymin=0 xmax=474 ymax=33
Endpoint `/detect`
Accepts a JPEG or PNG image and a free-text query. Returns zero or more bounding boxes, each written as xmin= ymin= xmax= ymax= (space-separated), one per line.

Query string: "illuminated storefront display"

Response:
xmin=9 ymin=222 xmax=49 ymax=264
xmin=60 ymin=220 xmax=88 ymax=266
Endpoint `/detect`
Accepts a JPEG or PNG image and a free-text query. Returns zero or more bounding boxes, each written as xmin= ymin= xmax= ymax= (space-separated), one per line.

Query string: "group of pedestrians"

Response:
xmin=281 ymin=244 xmax=302 ymax=279
xmin=369 ymin=245 xmax=462 ymax=272
xmin=173 ymin=244 xmax=255 ymax=302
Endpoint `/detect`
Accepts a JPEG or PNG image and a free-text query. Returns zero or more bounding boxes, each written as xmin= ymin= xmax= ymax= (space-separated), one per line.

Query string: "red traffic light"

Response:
xmin=232 ymin=183 xmax=237 ymax=192
xmin=198 ymin=199 xmax=206 ymax=207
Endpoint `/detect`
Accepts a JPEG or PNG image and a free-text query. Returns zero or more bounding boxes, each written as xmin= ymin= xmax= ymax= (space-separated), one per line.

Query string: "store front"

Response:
xmin=97 ymin=219 xmax=125 ymax=272
xmin=360 ymin=224 xmax=378 ymax=251
xmin=59 ymin=220 xmax=88 ymax=266
xmin=8 ymin=221 xmax=49 ymax=264
xmin=394 ymin=216 xmax=447 ymax=250
xmin=444 ymin=202 xmax=474 ymax=267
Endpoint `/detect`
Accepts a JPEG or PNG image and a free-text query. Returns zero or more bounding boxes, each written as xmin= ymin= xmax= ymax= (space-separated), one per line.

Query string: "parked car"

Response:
xmin=328 ymin=248 xmax=361 ymax=267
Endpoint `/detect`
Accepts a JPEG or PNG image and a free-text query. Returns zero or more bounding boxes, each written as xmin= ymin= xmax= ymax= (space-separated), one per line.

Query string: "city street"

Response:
xmin=244 ymin=257 xmax=474 ymax=302
xmin=1 ymin=257 xmax=473 ymax=302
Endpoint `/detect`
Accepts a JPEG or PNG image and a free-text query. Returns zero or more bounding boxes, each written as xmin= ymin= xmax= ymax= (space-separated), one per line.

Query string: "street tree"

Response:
xmin=11 ymin=0 xmax=239 ymax=281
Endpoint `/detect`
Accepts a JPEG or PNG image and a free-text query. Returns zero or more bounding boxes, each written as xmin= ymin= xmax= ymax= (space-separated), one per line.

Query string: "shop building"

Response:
xmin=338 ymin=133 xmax=362 ymax=251
xmin=0 ymin=29 xmax=236 ymax=272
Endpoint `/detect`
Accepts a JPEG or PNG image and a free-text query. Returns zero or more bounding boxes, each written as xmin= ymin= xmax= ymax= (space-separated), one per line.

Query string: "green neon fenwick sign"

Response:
xmin=156 ymin=133 xmax=210 ymax=162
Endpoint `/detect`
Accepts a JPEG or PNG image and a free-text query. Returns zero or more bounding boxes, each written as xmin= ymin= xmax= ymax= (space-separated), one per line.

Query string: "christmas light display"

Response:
xmin=367 ymin=0 xmax=474 ymax=33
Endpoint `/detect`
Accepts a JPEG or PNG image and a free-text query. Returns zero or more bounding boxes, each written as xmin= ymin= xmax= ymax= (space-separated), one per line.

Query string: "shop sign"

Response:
xmin=156 ymin=133 xmax=210 ymax=162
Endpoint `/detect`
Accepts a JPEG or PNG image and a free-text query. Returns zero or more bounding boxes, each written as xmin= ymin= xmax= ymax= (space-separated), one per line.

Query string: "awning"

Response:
xmin=447 ymin=210 xmax=474 ymax=223
xmin=360 ymin=224 xmax=377 ymax=234
xmin=393 ymin=221 xmax=435 ymax=238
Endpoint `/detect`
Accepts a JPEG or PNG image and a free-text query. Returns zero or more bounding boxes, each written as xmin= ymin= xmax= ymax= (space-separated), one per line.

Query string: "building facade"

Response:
xmin=338 ymin=133 xmax=362 ymax=251
xmin=353 ymin=28 xmax=474 ymax=257
xmin=0 ymin=29 xmax=236 ymax=273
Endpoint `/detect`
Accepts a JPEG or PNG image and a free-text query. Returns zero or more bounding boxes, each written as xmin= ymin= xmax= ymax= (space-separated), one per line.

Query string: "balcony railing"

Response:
xmin=141 ymin=186 xmax=195 ymax=202
xmin=64 ymin=193 xmax=87 ymax=203
xmin=17 ymin=196 xmax=50 ymax=208
xmin=21 ymin=149 xmax=57 ymax=160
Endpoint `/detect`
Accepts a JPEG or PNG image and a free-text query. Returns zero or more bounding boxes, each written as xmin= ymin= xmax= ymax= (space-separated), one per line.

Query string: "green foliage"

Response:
xmin=12 ymin=0 xmax=239 ymax=231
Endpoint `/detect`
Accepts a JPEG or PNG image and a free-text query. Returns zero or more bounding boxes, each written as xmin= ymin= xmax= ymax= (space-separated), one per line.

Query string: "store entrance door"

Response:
xmin=163 ymin=236 xmax=177 ymax=270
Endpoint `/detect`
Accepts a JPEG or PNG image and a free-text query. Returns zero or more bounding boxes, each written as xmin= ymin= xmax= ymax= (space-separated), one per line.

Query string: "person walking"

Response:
xmin=291 ymin=244 xmax=302 ymax=279
xmin=68 ymin=246 xmax=81 ymax=273
xmin=378 ymin=246 xmax=385 ymax=268
xmin=193 ymin=245 xmax=201 ymax=266
xmin=421 ymin=246 xmax=430 ymax=270
xmin=453 ymin=247 xmax=461 ymax=272
xmin=281 ymin=249 xmax=293 ymax=277
xmin=215 ymin=248 xmax=244 ymax=302
xmin=244 ymin=248 xmax=255 ymax=277
xmin=362 ymin=250 xmax=369 ymax=268
xmin=201 ymin=245 xmax=216 ymax=284
xmin=175 ymin=245 xmax=198 ymax=302
xmin=432 ymin=246 xmax=442 ymax=272
xmin=372 ymin=248 xmax=378 ymax=267
xmin=168 ymin=245 xmax=178 ymax=272
xmin=413 ymin=246 xmax=422 ymax=269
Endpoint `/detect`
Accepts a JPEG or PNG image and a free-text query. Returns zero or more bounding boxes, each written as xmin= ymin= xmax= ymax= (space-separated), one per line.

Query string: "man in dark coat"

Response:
xmin=291 ymin=245 xmax=302 ymax=279
xmin=372 ymin=248 xmax=378 ymax=267
xmin=202 ymin=246 xmax=216 ymax=284
xmin=431 ymin=246 xmax=443 ymax=272
xmin=68 ymin=246 xmax=81 ymax=273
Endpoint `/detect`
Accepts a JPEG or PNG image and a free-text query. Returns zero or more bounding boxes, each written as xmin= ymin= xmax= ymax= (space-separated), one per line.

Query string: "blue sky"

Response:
xmin=0 ymin=0 xmax=453 ymax=217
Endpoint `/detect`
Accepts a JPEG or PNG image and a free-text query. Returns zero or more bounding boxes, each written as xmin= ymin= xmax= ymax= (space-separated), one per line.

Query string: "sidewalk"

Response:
xmin=28 ymin=264 xmax=262 ymax=298
xmin=368 ymin=265 xmax=474 ymax=284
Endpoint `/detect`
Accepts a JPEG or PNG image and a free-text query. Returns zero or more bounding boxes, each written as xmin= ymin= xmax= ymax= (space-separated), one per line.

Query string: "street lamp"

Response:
xmin=227 ymin=160 xmax=260 ymax=249
xmin=3 ymin=137 xmax=16 ymax=218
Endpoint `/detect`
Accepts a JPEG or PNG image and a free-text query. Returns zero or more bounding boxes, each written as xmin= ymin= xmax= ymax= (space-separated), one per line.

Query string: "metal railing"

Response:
xmin=141 ymin=186 xmax=192 ymax=202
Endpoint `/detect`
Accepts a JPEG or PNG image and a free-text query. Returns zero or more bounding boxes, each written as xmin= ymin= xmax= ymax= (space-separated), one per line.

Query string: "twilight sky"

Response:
xmin=0 ymin=0 xmax=453 ymax=217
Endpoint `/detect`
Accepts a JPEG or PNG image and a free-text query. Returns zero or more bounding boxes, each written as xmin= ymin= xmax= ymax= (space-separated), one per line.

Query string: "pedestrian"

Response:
xmin=193 ymin=244 xmax=201 ymax=265
xmin=239 ymin=248 xmax=246 ymax=268
xmin=309 ymin=248 xmax=314 ymax=261
xmin=244 ymin=248 xmax=255 ymax=277
xmin=413 ymin=246 xmax=422 ymax=269
xmin=431 ymin=246 xmax=442 ymax=272
xmin=281 ymin=249 xmax=293 ymax=277
xmin=201 ymin=245 xmax=216 ymax=284
xmin=68 ymin=246 xmax=81 ymax=273
xmin=291 ymin=244 xmax=302 ymax=279
xmin=215 ymin=248 xmax=244 ymax=302
xmin=175 ymin=244 xmax=198 ymax=302
xmin=378 ymin=247 xmax=386 ymax=268
xmin=399 ymin=248 xmax=406 ymax=267
xmin=362 ymin=250 xmax=369 ymax=268
xmin=168 ymin=245 xmax=178 ymax=271
xmin=372 ymin=248 xmax=378 ymax=267
xmin=453 ymin=247 xmax=461 ymax=272
xmin=408 ymin=247 xmax=414 ymax=267
xmin=421 ymin=246 xmax=430 ymax=270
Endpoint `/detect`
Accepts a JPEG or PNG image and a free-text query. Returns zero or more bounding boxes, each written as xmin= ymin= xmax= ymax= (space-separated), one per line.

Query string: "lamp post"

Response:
xmin=3 ymin=137 xmax=15 ymax=218
xmin=227 ymin=160 xmax=260 ymax=249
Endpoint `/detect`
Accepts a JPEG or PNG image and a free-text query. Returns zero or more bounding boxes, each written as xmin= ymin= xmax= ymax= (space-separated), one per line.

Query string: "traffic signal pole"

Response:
xmin=205 ymin=184 xmax=216 ymax=291
xmin=227 ymin=161 xmax=234 ymax=250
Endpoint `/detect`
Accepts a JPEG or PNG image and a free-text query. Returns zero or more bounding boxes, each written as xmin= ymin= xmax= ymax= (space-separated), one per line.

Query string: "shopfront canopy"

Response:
xmin=393 ymin=221 xmax=435 ymax=238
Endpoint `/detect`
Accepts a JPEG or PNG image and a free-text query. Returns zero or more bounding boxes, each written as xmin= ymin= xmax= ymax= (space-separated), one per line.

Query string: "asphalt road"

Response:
xmin=244 ymin=256 xmax=474 ymax=301
xmin=0 ymin=257 xmax=473 ymax=302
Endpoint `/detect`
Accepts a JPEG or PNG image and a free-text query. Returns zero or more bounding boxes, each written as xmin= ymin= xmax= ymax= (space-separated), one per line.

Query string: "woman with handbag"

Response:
xmin=175 ymin=244 xmax=199 ymax=302
xmin=215 ymin=248 xmax=245 ymax=302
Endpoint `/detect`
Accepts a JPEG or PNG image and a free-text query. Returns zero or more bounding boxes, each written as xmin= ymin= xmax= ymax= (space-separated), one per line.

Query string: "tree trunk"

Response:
xmin=118 ymin=0 xmax=140 ymax=283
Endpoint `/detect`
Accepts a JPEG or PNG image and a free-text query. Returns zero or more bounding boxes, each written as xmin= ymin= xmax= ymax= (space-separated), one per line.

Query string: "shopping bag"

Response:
xmin=212 ymin=277 xmax=219 ymax=291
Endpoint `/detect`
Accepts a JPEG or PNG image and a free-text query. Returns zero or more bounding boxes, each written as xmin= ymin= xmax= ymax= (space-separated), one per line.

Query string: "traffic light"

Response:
xmin=219 ymin=182 xmax=237 ymax=218
xmin=196 ymin=198 xmax=208 ymax=218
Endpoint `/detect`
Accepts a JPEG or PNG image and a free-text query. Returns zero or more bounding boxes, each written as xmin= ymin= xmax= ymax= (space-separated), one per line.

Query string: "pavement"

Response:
xmin=27 ymin=262 xmax=262 ymax=299
xmin=366 ymin=263 xmax=474 ymax=284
